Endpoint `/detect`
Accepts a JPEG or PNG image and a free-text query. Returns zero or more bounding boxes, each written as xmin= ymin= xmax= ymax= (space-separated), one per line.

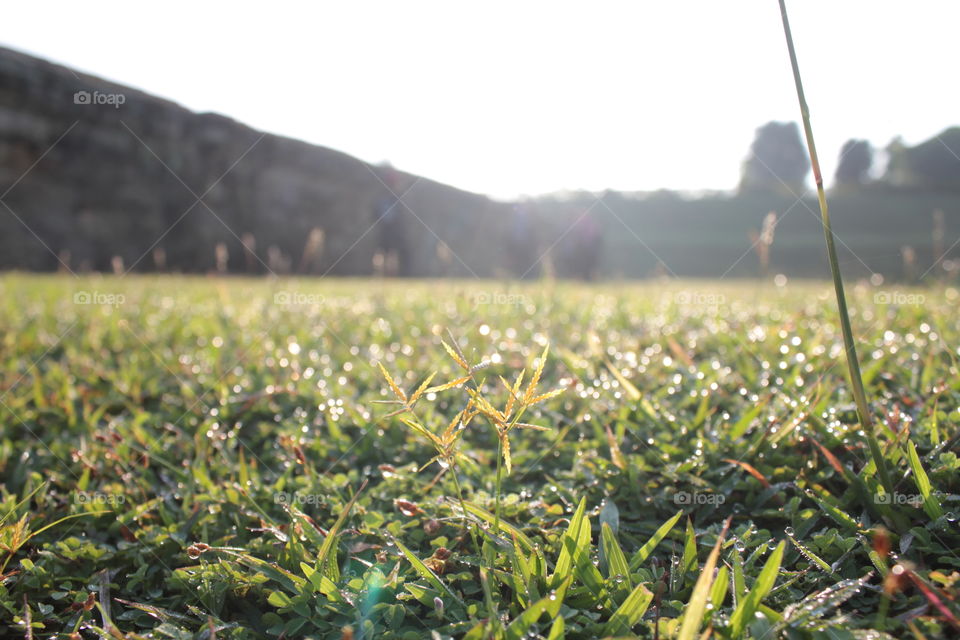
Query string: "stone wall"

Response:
xmin=0 ymin=45 xmax=509 ymax=276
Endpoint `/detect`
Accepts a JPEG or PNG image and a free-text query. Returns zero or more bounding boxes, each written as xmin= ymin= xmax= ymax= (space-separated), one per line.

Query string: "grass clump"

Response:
xmin=0 ymin=276 xmax=957 ymax=638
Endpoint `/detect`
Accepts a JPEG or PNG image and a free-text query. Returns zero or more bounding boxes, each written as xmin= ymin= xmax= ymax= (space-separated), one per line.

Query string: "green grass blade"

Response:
xmin=782 ymin=575 xmax=871 ymax=627
xmin=393 ymin=536 xmax=465 ymax=609
xmin=0 ymin=482 xmax=48 ymax=527
xmin=572 ymin=535 xmax=608 ymax=605
xmin=551 ymin=496 xmax=589 ymax=588
xmin=546 ymin=616 xmax=565 ymax=640
xmin=629 ymin=510 xmax=682 ymax=570
xmin=907 ymin=440 xmax=945 ymax=520
xmin=23 ymin=511 xmax=109 ymax=543
xmin=313 ymin=483 xmax=364 ymax=581
xmin=710 ymin=565 xmax=729 ymax=611
xmin=462 ymin=500 xmax=538 ymax=554
xmin=602 ymin=580 xmax=654 ymax=636
xmin=299 ymin=562 xmax=345 ymax=603
xmin=788 ymin=536 xmax=833 ymax=574
xmin=677 ymin=518 xmax=731 ymax=640
xmin=681 ymin=518 xmax=697 ymax=577
xmin=805 ymin=486 xmax=863 ymax=533
xmin=728 ymin=539 xmax=785 ymax=637
xmin=219 ymin=550 xmax=306 ymax=593
xmin=505 ymin=575 xmax=572 ymax=640
xmin=778 ymin=0 xmax=893 ymax=496
xmin=600 ymin=522 xmax=631 ymax=587
xmin=729 ymin=401 xmax=765 ymax=440
xmin=732 ymin=548 xmax=746 ymax=605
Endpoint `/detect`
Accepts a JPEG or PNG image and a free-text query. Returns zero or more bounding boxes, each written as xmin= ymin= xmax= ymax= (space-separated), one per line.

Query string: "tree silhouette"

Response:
xmin=739 ymin=121 xmax=810 ymax=194
xmin=835 ymin=139 xmax=872 ymax=187
xmin=885 ymin=127 xmax=960 ymax=191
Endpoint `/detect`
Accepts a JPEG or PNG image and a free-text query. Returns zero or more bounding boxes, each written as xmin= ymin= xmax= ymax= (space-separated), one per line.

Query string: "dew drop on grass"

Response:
xmin=784 ymin=527 xmax=795 ymax=536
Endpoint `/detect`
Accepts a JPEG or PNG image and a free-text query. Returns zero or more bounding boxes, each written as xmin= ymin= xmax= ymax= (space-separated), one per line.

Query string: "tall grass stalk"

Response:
xmin=778 ymin=0 xmax=894 ymax=494
xmin=493 ymin=439 xmax=504 ymax=538
xmin=449 ymin=463 xmax=484 ymax=565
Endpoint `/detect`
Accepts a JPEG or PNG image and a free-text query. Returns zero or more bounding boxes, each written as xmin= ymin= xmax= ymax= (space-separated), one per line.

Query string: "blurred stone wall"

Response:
xmin=0 ymin=46 xmax=510 ymax=276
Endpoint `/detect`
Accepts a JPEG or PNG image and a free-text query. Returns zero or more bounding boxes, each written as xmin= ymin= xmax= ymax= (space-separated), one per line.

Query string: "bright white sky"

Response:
xmin=4 ymin=1 xmax=958 ymax=199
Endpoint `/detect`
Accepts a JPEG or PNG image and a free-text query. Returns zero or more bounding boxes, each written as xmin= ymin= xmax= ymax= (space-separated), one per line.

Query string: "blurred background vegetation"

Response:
xmin=2 ymin=46 xmax=959 ymax=283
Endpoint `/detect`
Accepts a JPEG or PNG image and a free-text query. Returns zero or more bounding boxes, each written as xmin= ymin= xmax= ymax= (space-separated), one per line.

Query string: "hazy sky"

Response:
xmin=4 ymin=1 xmax=958 ymax=199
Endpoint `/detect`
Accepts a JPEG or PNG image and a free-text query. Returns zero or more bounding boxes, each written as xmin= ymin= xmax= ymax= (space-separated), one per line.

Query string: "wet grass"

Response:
xmin=1 ymin=274 xmax=959 ymax=638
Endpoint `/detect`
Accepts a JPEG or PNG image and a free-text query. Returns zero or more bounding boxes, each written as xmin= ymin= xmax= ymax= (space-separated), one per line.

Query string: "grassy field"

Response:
xmin=1 ymin=275 xmax=958 ymax=639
